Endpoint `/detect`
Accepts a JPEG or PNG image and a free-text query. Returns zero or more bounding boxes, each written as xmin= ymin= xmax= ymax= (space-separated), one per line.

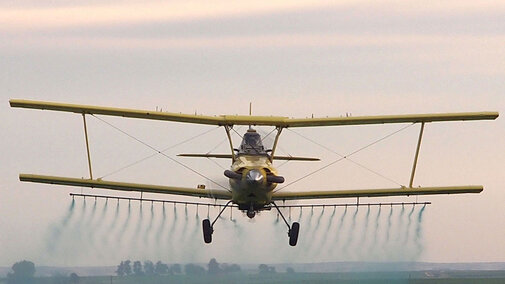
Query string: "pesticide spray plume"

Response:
xmin=306 ymin=206 xmax=326 ymax=256
xmin=178 ymin=204 xmax=191 ymax=254
xmin=327 ymin=205 xmax=348 ymax=257
xmin=104 ymin=200 xmax=120 ymax=246
xmin=44 ymin=194 xmax=430 ymax=264
xmin=300 ymin=206 xmax=315 ymax=247
xmin=404 ymin=205 xmax=416 ymax=246
xmin=318 ymin=205 xmax=337 ymax=256
xmin=118 ymin=201 xmax=132 ymax=248
xmin=342 ymin=207 xmax=360 ymax=259
xmin=156 ymin=203 xmax=167 ymax=245
xmin=91 ymin=199 xmax=108 ymax=238
xmin=386 ymin=205 xmax=394 ymax=244
xmin=356 ymin=205 xmax=372 ymax=260
xmin=415 ymin=204 xmax=427 ymax=258
xmin=396 ymin=204 xmax=406 ymax=242
xmin=45 ymin=199 xmax=76 ymax=253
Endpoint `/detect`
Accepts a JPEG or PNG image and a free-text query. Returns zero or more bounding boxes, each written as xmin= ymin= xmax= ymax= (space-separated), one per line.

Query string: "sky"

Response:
xmin=0 ymin=0 xmax=504 ymax=267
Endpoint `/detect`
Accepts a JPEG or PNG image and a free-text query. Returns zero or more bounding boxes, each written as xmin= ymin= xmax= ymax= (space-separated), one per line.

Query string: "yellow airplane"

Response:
xmin=10 ymin=99 xmax=499 ymax=246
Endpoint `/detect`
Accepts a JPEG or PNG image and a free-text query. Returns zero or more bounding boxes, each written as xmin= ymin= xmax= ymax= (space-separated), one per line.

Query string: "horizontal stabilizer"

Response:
xmin=19 ymin=174 xmax=232 ymax=200
xmin=178 ymin=153 xmax=320 ymax=161
xmin=272 ymin=185 xmax=483 ymax=200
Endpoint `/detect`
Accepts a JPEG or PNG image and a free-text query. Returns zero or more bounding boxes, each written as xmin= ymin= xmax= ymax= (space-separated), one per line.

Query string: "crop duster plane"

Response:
xmin=10 ymin=99 xmax=498 ymax=246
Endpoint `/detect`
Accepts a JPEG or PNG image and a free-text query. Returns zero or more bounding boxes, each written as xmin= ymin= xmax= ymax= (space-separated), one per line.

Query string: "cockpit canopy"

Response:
xmin=239 ymin=129 xmax=266 ymax=155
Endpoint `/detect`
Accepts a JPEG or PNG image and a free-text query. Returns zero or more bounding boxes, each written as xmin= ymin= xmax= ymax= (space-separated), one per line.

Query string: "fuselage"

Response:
xmin=229 ymin=155 xmax=278 ymax=209
xmin=223 ymin=128 xmax=283 ymax=216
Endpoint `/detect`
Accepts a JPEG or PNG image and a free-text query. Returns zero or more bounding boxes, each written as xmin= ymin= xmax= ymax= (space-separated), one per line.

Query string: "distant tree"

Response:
xmin=154 ymin=261 xmax=169 ymax=275
xmin=208 ymin=258 xmax=221 ymax=274
xmin=184 ymin=264 xmax=206 ymax=275
xmin=144 ymin=261 xmax=155 ymax=275
xmin=286 ymin=267 xmax=295 ymax=274
xmin=170 ymin=264 xmax=181 ymax=275
xmin=7 ymin=260 xmax=36 ymax=284
xmin=258 ymin=264 xmax=276 ymax=274
xmin=116 ymin=261 xmax=125 ymax=277
xmin=222 ymin=263 xmax=241 ymax=273
xmin=258 ymin=264 xmax=269 ymax=274
xmin=124 ymin=260 xmax=132 ymax=276
xmin=133 ymin=261 xmax=144 ymax=276
xmin=70 ymin=272 xmax=80 ymax=283
xmin=230 ymin=264 xmax=241 ymax=272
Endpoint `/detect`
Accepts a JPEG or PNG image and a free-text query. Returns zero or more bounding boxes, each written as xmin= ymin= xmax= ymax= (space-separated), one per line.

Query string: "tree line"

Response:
xmin=115 ymin=258 xmax=241 ymax=276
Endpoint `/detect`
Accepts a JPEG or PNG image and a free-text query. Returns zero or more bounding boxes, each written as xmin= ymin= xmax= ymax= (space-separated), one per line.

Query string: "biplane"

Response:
xmin=9 ymin=99 xmax=498 ymax=246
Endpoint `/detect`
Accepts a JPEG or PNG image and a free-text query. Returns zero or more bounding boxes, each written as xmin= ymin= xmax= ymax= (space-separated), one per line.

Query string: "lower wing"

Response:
xmin=271 ymin=186 xmax=483 ymax=200
xmin=19 ymin=174 xmax=232 ymax=200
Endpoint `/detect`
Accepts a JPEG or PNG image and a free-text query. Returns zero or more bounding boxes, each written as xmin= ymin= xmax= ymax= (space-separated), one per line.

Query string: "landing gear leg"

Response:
xmin=202 ymin=201 xmax=232 ymax=244
xmin=246 ymin=203 xmax=256 ymax=219
xmin=271 ymin=202 xmax=300 ymax=246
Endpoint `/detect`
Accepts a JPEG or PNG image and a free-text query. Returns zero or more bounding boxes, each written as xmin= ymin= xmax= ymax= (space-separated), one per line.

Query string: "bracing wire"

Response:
xmin=287 ymin=128 xmax=405 ymax=187
xmin=206 ymin=157 xmax=227 ymax=171
xmin=100 ymin=125 xmax=220 ymax=179
xmin=230 ymin=127 xmax=244 ymax=140
xmin=206 ymin=137 xmax=229 ymax=155
xmin=275 ymin=123 xmax=415 ymax=192
xmin=205 ymin=126 xmax=243 ymax=155
xmin=259 ymin=128 xmax=277 ymax=144
xmin=275 ymin=159 xmax=291 ymax=169
xmin=257 ymin=128 xmax=291 ymax=156
xmin=91 ymin=115 xmax=229 ymax=191
xmin=204 ymin=127 xmax=243 ymax=171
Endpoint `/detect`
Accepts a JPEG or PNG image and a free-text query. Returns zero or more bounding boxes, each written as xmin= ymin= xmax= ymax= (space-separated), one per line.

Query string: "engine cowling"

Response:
xmin=224 ymin=169 xmax=284 ymax=184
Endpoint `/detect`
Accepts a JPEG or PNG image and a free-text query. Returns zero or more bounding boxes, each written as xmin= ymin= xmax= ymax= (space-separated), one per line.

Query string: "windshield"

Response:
xmin=239 ymin=130 xmax=266 ymax=155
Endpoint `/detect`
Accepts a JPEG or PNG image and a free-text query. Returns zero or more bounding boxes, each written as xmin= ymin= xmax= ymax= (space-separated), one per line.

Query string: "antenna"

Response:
xmin=249 ymin=102 xmax=252 ymax=130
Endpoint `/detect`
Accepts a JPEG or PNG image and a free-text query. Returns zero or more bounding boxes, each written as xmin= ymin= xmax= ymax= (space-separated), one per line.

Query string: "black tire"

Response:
xmin=202 ymin=219 xmax=213 ymax=244
xmin=289 ymin=222 xmax=300 ymax=246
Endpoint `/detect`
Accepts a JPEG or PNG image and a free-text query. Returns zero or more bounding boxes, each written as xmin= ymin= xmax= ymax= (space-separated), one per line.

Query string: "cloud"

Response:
xmin=1 ymin=0 xmax=504 ymax=33
xmin=0 ymin=0 xmax=336 ymax=31
xmin=1 ymin=0 xmax=503 ymax=53
xmin=3 ymin=32 xmax=504 ymax=55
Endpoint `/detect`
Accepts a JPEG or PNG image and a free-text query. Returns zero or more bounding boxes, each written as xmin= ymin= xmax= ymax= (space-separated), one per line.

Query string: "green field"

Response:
xmin=3 ymin=271 xmax=505 ymax=284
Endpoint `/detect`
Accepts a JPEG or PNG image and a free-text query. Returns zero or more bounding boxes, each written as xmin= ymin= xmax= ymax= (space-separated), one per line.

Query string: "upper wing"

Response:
xmin=10 ymin=99 xmax=498 ymax=127
xmin=19 ymin=174 xmax=232 ymax=200
xmin=272 ymin=185 xmax=483 ymax=200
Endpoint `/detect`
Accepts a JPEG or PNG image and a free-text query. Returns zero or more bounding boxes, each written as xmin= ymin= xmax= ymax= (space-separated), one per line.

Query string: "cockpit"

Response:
xmin=238 ymin=129 xmax=267 ymax=155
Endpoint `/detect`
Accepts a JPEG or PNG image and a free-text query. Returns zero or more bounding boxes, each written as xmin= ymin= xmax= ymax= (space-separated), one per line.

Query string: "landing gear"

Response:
xmin=289 ymin=222 xmax=300 ymax=246
xmin=246 ymin=210 xmax=256 ymax=218
xmin=202 ymin=219 xmax=213 ymax=243
xmin=272 ymin=202 xmax=301 ymax=247
xmin=246 ymin=203 xmax=256 ymax=219
xmin=201 ymin=201 xmax=232 ymax=244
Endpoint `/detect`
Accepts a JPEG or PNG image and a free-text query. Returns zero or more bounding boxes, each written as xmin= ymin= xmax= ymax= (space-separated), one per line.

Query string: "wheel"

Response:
xmin=202 ymin=219 xmax=213 ymax=244
xmin=289 ymin=222 xmax=300 ymax=246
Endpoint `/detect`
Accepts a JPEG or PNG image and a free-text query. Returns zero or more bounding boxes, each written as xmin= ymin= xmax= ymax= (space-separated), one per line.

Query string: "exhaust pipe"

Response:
xmin=266 ymin=175 xmax=285 ymax=184
xmin=224 ymin=170 xmax=242 ymax=180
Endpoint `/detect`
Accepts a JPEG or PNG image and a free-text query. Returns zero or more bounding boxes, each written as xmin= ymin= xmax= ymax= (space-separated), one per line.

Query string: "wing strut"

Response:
xmin=409 ymin=122 xmax=425 ymax=188
xmin=270 ymin=127 xmax=283 ymax=162
xmin=82 ymin=114 xmax=93 ymax=179
xmin=224 ymin=125 xmax=236 ymax=162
